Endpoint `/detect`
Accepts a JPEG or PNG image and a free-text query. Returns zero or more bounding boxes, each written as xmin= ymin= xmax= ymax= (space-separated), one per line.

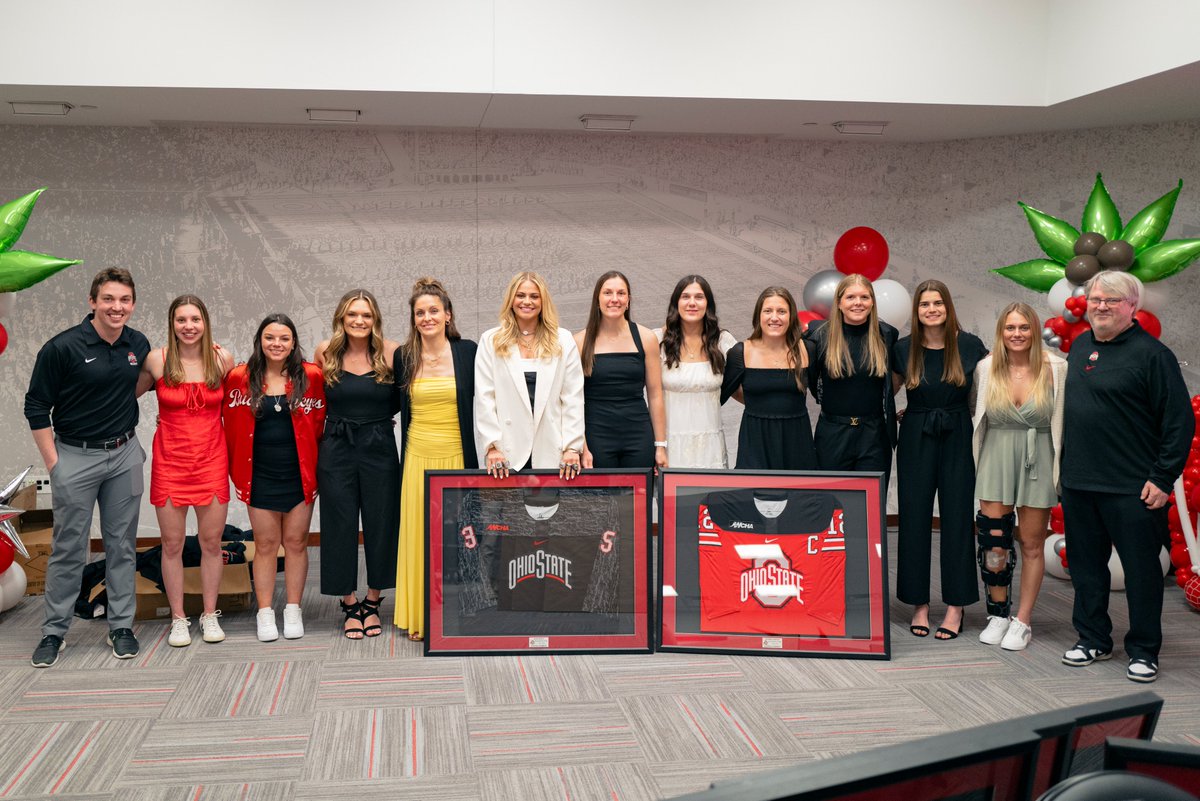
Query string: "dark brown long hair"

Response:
xmin=660 ymin=274 xmax=726 ymax=374
xmin=580 ymin=270 xmax=631 ymax=377
xmin=399 ymin=277 xmax=461 ymax=389
xmin=247 ymin=313 xmax=307 ymax=414
xmin=749 ymin=287 xmax=805 ymax=391
xmin=905 ymin=279 xmax=965 ymax=389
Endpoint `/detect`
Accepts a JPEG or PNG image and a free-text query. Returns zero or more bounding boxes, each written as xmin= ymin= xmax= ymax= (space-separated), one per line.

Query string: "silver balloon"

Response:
xmin=0 ymin=515 xmax=27 ymax=559
xmin=1071 ymin=285 xmax=1087 ymax=297
xmin=1063 ymin=308 xmax=1079 ymax=323
xmin=1043 ymin=326 xmax=1054 ymax=340
xmin=1048 ymin=335 xmax=1063 ymax=348
xmin=0 ymin=466 xmax=31 ymax=505
xmin=802 ymin=269 xmax=842 ymax=319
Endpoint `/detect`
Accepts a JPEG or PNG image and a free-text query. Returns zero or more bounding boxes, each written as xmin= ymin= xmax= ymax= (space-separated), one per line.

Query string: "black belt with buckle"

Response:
xmin=820 ymin=412 xmax=882 ymax=427
xmin=57 ymin=428 xmax=137 ymax=451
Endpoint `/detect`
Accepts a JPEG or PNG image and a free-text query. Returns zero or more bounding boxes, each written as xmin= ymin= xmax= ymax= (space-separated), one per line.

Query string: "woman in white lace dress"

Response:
xmin=654 ymin=275 xmax=737 ymax=468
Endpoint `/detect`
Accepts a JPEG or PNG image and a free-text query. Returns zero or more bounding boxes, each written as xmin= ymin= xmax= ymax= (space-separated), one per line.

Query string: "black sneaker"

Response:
xmin=108 ymin=628 xmax=140 ymax=659
xmin=31 ymin=635 xmax=64 ymax=668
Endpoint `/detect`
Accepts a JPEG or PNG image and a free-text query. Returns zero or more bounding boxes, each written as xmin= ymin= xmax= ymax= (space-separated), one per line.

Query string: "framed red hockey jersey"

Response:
xmin=659 ymin=470 xmax=889 ymax=659
xmin=425 ymin=470 xmax=652 ymax=656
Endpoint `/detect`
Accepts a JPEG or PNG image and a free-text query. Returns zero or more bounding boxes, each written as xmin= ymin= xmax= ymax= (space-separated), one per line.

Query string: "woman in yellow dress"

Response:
xmin=394 ymin=277 xmax=477 ymax=640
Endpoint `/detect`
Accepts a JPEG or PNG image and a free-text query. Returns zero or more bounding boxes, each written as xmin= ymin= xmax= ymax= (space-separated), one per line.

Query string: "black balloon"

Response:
xmin=1065 ymin=254 xmax=1101 ymax=284
xmin=1097 ymin=239 xmax=1135 ymax=270
xmin=1074 ymin=231 xmax=1107 ymax=256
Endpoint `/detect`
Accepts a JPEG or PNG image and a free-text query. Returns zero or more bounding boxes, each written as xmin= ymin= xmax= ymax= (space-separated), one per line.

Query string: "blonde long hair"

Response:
xmin=905 ymin=279 xmax=966 ymax=390
xmin=986 ymin=302 xmax=1052 ymax=416
xmin=494 ymin=271 xmax=561 ymax=358
xmin=824 ymin=274 xmax=889 ymax=378
xmin=164 ymin=295 xmax=223 ymax=389
xmin=322 ymin=289 xmax=392 ymax=385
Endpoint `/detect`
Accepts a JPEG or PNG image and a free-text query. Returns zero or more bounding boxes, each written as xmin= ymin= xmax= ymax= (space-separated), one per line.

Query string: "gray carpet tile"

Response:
xmin=765 ymin=686 xmax=950 ymax=752
xmin=463 ymin=655 xmax=613 ymax=705
xmin=466 ymin=702 xmax=642 ymax=770
xmin=730 ymin=653 xmax=887 ymax=692
xmin=648 ymin=757 xmax=816 ymax=798
xmin=122 ymin=781 xmax=295 ymax=801
xmin=119 ymin=717 xmax=313 ymax=786
xmin=0 ymin=667 xmax=41 ymax=714
xmin=911 ymin=678 xmax=1066 ymax=728
xmin=160 ymin=660 xmax=320 ymax=719
xmin=303 ymin=705 xmax=471 ymax=780
xmin=316 ymin=658 xmax=468 ymax=709
xmin=0 ymin=718 xmax=152 ymax=796
xmin=619 ymin=692 xmax=804 ymax=763
xmin=6 ymin=668 xmax=181 ymax=723
xmin=291 ymin=775 xmax=481 ymax=800
xmin=478 ymin=761 xmax=660 ymax=801
xmin=593 ymin=653 xmax=756 ymax=697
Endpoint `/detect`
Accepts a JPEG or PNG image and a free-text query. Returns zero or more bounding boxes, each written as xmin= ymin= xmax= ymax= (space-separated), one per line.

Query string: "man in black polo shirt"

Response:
xmin=24 ymin=268 xmax=151 ymax=667
xmin=1059 ymin=270 xmax=1193 ymax=683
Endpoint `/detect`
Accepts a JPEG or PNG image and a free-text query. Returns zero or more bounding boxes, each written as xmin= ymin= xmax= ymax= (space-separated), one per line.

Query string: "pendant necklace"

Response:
xmin=274 ymin=397 xmax=283 ymax=412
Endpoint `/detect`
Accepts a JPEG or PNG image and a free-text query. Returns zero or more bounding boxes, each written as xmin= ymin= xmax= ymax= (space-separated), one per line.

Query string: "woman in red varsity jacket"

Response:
xmin=224 ymin=313 xmax=325 ymax=643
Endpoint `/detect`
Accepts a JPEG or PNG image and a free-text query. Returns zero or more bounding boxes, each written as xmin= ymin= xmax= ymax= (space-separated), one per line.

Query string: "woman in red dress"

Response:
xmin=137 ymin=295 xmax=233 ymax=647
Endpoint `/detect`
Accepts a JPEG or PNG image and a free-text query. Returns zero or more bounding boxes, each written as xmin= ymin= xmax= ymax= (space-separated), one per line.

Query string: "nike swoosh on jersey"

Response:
xmin=85 ymin=357 xmax=98 ymax=363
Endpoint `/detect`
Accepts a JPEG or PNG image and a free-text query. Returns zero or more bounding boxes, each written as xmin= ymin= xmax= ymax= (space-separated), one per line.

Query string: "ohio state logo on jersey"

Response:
xmin=740 ymin=557 xmax=804 ymax=608
xmin=508 ymin=549 xmax=574 ymax=590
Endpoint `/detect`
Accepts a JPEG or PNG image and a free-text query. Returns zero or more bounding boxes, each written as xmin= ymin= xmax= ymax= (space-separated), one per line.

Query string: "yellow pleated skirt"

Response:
xmin=395 ymin=376 xmax=463 ymax=637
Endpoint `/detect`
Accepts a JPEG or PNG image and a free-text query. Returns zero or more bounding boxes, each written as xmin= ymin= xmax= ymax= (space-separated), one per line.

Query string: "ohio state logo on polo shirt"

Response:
xmin=127 ymin=352 xmax=139 ymax=366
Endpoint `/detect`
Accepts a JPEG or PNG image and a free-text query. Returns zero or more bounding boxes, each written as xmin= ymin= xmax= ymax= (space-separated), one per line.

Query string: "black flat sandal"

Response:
xmin=340 ymin=598 xmax=364 ymax=640
xmin=359 ymin=596 xmax=385 ymax=638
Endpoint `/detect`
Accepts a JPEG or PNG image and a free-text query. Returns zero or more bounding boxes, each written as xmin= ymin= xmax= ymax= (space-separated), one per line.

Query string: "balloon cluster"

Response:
xmin=1166 ymin=395 xmax=1200 ymax=612
xmin=0 ymin=470 xmax=31 ymax=613
xmin=1044 ymin=501 xmax=1169 ymax=592
xmin=798 ymin=227 xmax=912 ymax=333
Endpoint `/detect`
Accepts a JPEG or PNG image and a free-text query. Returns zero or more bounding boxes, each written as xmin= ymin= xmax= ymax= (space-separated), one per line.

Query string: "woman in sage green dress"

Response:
xmin=971 ymin=302 xmax=1066 ymax=653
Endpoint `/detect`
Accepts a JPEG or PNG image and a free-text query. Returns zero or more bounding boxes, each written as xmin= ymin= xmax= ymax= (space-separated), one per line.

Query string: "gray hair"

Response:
xmin=1084 ymin=270 xmax=1141 ymax=305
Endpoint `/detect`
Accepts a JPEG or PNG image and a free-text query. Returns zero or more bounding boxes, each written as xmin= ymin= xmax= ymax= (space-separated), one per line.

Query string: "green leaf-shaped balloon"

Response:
xmin=1129 ymin=238 xmax=1200 ymax=283
xmin=1081 ymin=173 xmax=1122 ymax=240
xmin=0 ymin=187 xmax=45 ymax=253
xmin=1019 ymin=203 xmax=1078 ymax=264
xmin=992 ymin=259 xmax=1065 ymax=292
xmin=1122 ymin=180 xmax=1181 ymax=253
xmin=0 ymin=250 xmax=82 ymax=292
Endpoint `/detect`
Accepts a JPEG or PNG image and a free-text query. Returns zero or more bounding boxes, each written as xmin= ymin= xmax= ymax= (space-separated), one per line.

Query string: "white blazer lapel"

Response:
xmin=504 ymin=354 xmax=534 ymax=422
xmin=531 ymin=356 xmax=555 ymax=429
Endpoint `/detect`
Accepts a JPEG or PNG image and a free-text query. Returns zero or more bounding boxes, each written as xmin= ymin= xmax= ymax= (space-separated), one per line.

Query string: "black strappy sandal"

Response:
xmin=340 ymin=598 xmax=364 ymax=640
xmin=359 ymin=596 xmax=385 ymax=638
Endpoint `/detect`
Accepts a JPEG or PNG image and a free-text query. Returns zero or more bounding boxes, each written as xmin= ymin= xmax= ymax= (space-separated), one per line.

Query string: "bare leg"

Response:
xmin=155 ymin=501 xmax=189 ymax=620
xmin=1013 ymin=505 xmax=1051 ymax=626
xmin=936 ymin=605 xmax=963 ymax=638
xmin=248 ymin=507 xmax=283 ymax=609
xmin=910 ymin=603 xmax=930 ymax=631
xmin=194 ymin=498 xmax=229 ymax=615
xmin=280 ymin=501 xmax=314 ymax=606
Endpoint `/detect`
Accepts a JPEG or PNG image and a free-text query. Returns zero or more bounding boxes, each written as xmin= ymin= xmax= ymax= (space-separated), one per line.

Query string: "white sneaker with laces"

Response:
xmin=199 ymin=611 xmax=225 ymax=643
xmin=168 ymin=617 xmax=191 ymax=647
xmin=1000 ymin=618 xmax=1031 ymax=651
xmin=256 ymin=608 xmax=279 ymax=642
xmin=283 ymin=604 xmax=304 ymax=639
xmin=979 ymin=615 xmax=1011 ymax=645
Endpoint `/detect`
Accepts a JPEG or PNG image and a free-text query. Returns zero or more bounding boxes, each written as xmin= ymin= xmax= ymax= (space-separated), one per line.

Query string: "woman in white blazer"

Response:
xmin=971 ymin=302 xmax=1066 ymax=652
xmin=474 ymin=271 xmax=585 ymax=480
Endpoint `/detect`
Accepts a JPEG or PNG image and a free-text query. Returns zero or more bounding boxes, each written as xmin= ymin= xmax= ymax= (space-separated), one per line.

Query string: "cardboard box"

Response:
xmin=133 ymin=559 xmax=254 ymax=620
xmin=13 ymin=518 xmax=53 ymax=596
xmin=10 ymin=483 xmax=37 ymax=514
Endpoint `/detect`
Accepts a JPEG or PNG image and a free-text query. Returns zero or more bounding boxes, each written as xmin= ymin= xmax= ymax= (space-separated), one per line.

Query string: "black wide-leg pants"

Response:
xmin=317 ymin=422 xmax=400 ymax=595
xmin=1061 ymin=486 xmax=1164 ymax=662
xmin=894 ymin=410 xmax=978 ymax=607
xmin=815 ymin=415 xmax=893 ymax=494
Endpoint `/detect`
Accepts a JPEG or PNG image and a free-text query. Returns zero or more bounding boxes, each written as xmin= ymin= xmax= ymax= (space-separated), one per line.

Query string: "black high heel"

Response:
xmin=340 ymin=598 xmax=364 ymax=640
xmin=359 ymin=596 xmax=384 ymax=638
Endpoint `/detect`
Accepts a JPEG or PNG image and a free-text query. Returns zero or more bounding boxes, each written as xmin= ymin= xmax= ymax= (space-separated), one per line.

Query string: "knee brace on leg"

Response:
xmin=977 ymin=511 xmax=1017 ymax=618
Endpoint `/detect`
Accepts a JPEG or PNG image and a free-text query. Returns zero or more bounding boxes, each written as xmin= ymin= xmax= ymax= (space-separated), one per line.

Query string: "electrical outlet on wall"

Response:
xmin=32 ymin=472 xmax=52 ymax=499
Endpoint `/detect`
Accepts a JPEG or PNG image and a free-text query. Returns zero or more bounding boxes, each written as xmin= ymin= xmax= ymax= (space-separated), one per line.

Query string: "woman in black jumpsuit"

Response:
xmin=315 ymin=289 xmax=401 ymax=638
xmin=892 ymin=280 xmax=987 ymax=639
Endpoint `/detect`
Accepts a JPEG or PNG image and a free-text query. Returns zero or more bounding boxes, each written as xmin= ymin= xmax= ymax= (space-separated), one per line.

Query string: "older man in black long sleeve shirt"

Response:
xmin=1059 ymin=270 xmax=1193 ymax=683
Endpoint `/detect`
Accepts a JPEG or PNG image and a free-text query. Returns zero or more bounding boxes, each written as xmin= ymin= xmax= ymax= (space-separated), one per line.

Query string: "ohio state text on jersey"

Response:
xmin=697 ymin=489 xmax=846 ymax=635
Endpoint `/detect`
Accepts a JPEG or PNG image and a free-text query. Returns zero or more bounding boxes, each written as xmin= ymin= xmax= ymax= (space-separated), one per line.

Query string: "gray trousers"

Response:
xmin=43 ymin=437 xmax=145 ymax=637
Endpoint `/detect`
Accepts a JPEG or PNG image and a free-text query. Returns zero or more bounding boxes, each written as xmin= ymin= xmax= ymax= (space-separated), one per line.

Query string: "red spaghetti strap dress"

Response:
xmin=151 ymin=377 xmax=230 ymax=507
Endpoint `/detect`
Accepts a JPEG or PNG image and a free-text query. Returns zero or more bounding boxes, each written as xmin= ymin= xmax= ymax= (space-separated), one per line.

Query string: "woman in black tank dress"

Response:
xmin=575 ymin=271 xmax=667 ymax=469
xmin=721 ymin=286 xmax=816 ymax=470
xmin=315 ymin=290 xmax=401 ymax=639
xmin=805 ymin=274 xmax=898 ymax=490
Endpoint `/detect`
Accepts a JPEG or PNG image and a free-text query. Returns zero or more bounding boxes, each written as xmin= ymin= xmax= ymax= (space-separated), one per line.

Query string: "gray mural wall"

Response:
xmin=2 ymin=120 xmax=1197 ymax=530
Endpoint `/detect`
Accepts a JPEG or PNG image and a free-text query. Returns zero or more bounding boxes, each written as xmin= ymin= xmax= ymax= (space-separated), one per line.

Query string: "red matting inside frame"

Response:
xmin=659 ymin=471 xmax=888 ymax=657
xmin=427 ymin=471 xmax=651 ymax=653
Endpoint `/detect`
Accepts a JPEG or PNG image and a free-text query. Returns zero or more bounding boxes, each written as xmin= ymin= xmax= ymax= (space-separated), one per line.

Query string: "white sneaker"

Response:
xmin=168 ymin=617 xmax=192 ymax=647
xmin=199 ymin=611 xmax=225 ymax=643
xmin=979 ymin=615 xmax=1011 ymax=645
xmin=256 ymin=608 xmax=279 ymax=642
xmin=1000 ymin=618 xmax=1032 ymax=651
xmin=282 ymin=604 xmax=304 ymax=639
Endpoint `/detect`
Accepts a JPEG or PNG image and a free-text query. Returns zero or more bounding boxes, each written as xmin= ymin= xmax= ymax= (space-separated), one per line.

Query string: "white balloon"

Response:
xmin=1135 ymin=277 xmax=1169 ymax=314
xmin=0 ymin=563 xmax=26 ymax=610
xmin=1047 ymin=277 xmax=1075 ymax=316
xmin=871 ymin=278 xmax=911 ymax=330
xmin=1044 ymin=535 xmax=1069 ymax=580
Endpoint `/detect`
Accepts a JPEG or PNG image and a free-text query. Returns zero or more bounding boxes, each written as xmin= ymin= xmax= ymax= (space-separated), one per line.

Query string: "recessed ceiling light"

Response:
xmin=833 ymin=121 xmax=888 ymax=136
xmin=10 ymin=102 xmax=72 ymax=116
xmin=579 ymin=114 xmax=636 ymax=132
xmin=307 ymin=108 xmax=360 ymax=123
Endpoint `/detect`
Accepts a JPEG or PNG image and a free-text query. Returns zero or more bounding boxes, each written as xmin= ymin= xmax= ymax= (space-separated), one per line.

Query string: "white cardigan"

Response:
xmin=971 ymin=352 xmax=1067 ymax=494
xmin=473 ymin=326 xmax=586 ymax=470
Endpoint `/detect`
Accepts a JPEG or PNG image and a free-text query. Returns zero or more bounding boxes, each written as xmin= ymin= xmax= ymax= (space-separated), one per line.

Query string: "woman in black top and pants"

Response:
xmin=892 ymin=280 xmax=987 ymax=639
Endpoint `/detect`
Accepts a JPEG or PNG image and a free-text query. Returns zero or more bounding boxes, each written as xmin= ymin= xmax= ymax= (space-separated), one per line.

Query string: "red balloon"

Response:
xmin=0 ymin=537 xmax=13 ymax=574
xmin=832 ymin=227 xmax=889 ymax=281
xmin=1171 ymin=529 xmax=1185 ymax=544
xmin=1190 ymin=483 xmax=1200 ymax=513
xmin=0 ymin=321 xmax=7 ymax=357
xmin=1176 ymin=567 xmax=1195 ymax=588
xmin=1135 ymin=310 xmax=1162 ymax=338
xmin=1185 ymin=575 xmax=1200 ymax=611
xmin=1050 ymin=503 xmax=1063 ymax=521
xmin=1168 ymin=504 xmax=1182 ymax=530
xmin=1069 ymin=320 xmax=1092 ymax=339
xmin=1171 ymin=543 xmax=1191 ymax=568
xmin=797 ymin=310 xmax=825 ymax=334
xmin=1048 ymin=317 xmax=1070 ymax=337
